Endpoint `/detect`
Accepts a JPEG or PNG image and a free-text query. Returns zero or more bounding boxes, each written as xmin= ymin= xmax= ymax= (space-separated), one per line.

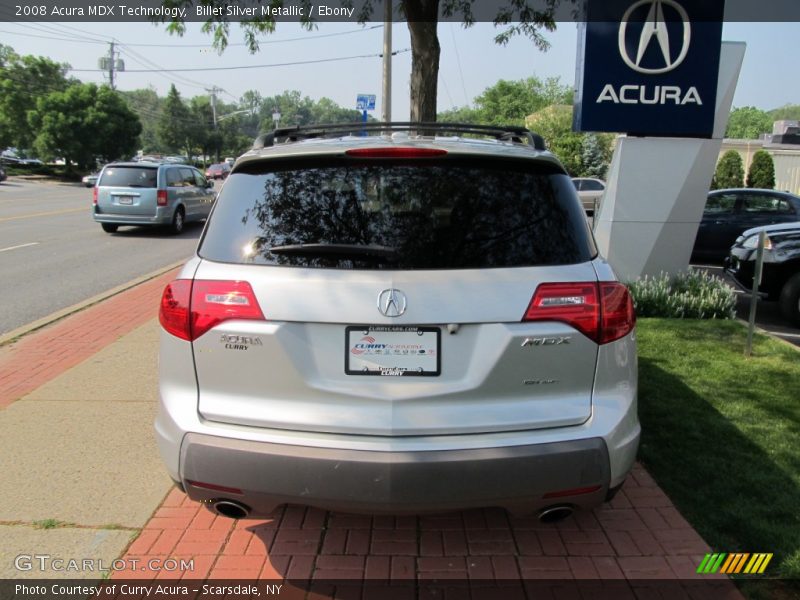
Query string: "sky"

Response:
xmin=0 ymin=19 xmax=798 ymax=121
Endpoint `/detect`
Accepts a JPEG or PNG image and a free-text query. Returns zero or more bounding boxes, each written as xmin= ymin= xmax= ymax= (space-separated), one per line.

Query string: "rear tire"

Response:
xmin=170 ymin=206 xmax=185 ymax=235
xmin=778 ymin=272 xmax=800 ymax=326
xmin=101 ymin=223 xmax=118 ymax=233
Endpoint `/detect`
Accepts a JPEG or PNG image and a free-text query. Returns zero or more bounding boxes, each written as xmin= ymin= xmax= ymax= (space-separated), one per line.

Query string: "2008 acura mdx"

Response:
xmin=156 ymin=122 xmax=639 ymax=521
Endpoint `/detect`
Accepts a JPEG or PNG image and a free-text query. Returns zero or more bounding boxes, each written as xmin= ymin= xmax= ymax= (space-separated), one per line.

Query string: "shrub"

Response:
xmin=746 ymin=149 xmax=775 ymax=189
xmin=627 ymin=271 xmax=736 ymax=319
xmin=712 ymin=150 xmax=744 ymax=189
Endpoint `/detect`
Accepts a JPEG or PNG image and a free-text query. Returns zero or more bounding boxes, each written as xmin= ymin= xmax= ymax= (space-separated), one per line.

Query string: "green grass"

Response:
xmin=637 ymin=319 xmax=800 ymax=596
xmin=32 ymin=519 xmax=64 ymax=529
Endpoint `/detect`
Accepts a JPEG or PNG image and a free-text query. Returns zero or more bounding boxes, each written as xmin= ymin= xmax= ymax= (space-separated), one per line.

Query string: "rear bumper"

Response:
xmin=93 ymin=207 xmax=172 ymax=225
xmin=180 ymin=433 xmax=611 ymax=515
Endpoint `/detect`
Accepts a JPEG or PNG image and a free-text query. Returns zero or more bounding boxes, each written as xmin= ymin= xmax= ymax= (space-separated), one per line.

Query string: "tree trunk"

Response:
xmin=405 ymin=1 xmax=440 ymax=123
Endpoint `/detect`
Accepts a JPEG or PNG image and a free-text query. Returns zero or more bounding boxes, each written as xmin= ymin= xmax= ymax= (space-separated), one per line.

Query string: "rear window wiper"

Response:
xmin=269 ymin=243 xmax=399 ymax=261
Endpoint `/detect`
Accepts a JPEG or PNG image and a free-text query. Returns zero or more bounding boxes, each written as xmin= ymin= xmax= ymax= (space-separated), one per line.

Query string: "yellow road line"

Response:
xmin=0 ymin=207 xmax=86 ymax=222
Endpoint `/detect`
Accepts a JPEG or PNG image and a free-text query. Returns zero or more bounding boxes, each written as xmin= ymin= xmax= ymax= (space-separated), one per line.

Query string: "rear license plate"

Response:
xmin=117 ymin=196 xmax=133 ymax=205
xmin=346 ymin=326 xmax=440 ymax=377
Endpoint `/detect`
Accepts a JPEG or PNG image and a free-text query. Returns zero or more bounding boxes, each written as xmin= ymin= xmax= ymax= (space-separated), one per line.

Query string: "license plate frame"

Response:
xmin=117 ymin=196 xmax=134 ymax=205
xmin=345 ymin=325 xmax=441 ymax=377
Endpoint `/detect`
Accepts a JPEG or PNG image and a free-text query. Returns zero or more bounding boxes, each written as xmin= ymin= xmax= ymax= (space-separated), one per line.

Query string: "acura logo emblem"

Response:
xmin=377 ymin=288 xmax=407 ymax=317
xmin=618 ymin=0 xmax=691 ymax=75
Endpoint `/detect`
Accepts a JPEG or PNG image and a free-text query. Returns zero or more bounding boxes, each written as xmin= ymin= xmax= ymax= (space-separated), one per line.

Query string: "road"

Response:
xmin=0 ymin=178 xmax=201 ymax=337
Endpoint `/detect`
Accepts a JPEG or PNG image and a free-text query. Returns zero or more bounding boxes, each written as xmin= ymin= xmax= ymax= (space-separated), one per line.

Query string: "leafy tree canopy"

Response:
xmin=0 ymin=44 xmax=72 ymax=151
xmin=725 ymin=106 xmax=773 ymax=139
xmin=27 ymin=82 xmax=141 ymax=170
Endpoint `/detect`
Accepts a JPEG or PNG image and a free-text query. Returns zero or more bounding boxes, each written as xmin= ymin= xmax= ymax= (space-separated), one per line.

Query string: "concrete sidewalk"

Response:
xmin=0 ymin=270 xmax=744 ymax=597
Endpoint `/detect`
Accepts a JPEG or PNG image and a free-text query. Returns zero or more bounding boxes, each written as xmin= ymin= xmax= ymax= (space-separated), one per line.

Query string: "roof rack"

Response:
xmin=252 ymin=122 xmax=546 ymax=151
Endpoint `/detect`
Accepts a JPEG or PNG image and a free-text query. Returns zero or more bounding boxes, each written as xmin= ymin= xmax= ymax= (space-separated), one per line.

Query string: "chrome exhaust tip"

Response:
xmin=538 ymin=505 xmax=574 ymax=524
xmin=212 ymin=499 xmax=250 ymax=520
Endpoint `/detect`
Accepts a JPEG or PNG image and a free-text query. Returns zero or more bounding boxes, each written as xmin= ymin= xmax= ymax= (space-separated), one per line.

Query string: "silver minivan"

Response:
xmin=93 ymin=161 xmax=215 ymax=234
xmin=156 ymin=123 xmax=639 ymax=521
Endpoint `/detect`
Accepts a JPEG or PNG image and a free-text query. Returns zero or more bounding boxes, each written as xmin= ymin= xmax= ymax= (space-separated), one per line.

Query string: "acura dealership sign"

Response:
xmin=574 ymin=0 xmax=725 ymax=137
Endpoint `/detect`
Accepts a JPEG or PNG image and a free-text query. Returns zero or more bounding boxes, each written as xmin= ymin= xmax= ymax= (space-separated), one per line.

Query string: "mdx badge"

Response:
xmin=521 ymin=336 xmax=572 ymax=347
xmin=377 ymin=288 xmax=407 ymax=317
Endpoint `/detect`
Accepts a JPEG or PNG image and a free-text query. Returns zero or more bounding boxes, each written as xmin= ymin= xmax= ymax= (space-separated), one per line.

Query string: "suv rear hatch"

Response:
xmin=187 ymin=152 xmax=604 ymax=437
xmin=96 ymin=164 xmax=159 ymax=216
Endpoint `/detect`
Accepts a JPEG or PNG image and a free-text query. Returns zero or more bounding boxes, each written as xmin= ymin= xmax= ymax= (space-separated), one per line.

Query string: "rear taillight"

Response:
xmin=159 ymin=279 xmax=265 ymax=341
xmin=524 ymin=282 xmax=600 ymax=341
xmin=92 ymin=187 xmax=98 ymax=205
xmin=157 ymin=189 xmax=168 ymax=206
xmin=345 ymin=147 xmax=447 ymax=158
xmin=159 ymin=280 xmax=192 ymax=341
xmin=599 ymin=282 xmax=636 ymax=344
xmin=523 ymin=282 xmax=635 ymax=345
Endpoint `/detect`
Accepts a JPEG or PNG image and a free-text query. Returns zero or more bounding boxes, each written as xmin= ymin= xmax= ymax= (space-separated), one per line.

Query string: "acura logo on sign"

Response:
xmin=618 ymin=0 xmax=691 ymax=74
xmin=377 ymin=289 xmax=407 ymax=317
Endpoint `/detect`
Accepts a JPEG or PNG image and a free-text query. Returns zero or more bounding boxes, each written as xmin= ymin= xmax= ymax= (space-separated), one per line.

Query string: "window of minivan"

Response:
xmin=99 ymin=166 xmax=157 ymax=188
xmin=200 ymin=158 xmax=596 ymax=270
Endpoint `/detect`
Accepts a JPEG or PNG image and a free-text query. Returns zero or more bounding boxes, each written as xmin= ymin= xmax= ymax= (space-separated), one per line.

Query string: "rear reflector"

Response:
xmin=542 ymin=485 xmax=602 ymax=499
xmin=157 ymin=189 xmax=168 ymax=206
xmin=186 ymin=480 xmax=243 ymax=495
xmin=345 ymin=147 xmax=447 ymax=158
xmin=523 ymin=282 xmax=635 ymax=345
xmin=158 ymin=279 xmax=265 ymax=341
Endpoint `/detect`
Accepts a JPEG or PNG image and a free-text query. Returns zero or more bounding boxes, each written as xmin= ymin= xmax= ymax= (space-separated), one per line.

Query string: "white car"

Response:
xmin=156 ymin=123 xmax=639 ymax=521
xmin=572 ymin=177 xmax=606 ymax=214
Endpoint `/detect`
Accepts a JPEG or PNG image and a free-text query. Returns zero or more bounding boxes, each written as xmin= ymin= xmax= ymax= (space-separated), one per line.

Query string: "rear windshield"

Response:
xmin=99 ymin=166 xmax=158 ymax=188
xmin=199 ymin=158 xmax=596 ymax=269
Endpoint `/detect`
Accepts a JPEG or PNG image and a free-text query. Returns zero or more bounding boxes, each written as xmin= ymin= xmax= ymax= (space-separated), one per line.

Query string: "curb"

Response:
xmin=735 ymin=317 xmax=800 ymax=353
xmin=0 ymin=259 xmax=185 ymax=348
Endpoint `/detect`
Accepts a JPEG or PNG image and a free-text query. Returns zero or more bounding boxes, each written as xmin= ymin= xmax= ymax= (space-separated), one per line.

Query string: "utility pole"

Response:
xmin=108 ymin=41 xmax=115 ymax=89
xmin=382 ymin=1 xmax=392 ymax=122
xmin=98 ymin=41 xmax=123 ymax=89
xmin=207 ymin=86 xmax=221 ymax=129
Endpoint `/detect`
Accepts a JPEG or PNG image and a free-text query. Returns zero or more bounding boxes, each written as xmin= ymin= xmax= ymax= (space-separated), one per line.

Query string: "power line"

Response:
xmin=68 ymin=49 xmax=411 ymax=73
xmin=0 ymin=22 xmax=383 ymax=48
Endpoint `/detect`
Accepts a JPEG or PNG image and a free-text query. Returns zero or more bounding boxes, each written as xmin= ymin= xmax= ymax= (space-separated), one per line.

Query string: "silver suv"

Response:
xmin=157 ymin=123 xmax=639 ymax=521
xmin=93 ymin=162 xmax=215 ymax=234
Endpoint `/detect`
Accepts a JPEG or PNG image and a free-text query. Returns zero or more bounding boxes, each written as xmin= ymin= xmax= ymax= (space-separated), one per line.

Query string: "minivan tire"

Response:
xmin=101 ymin=223 xmax=118 ymax=233
xmin=779 ymin=272 xmax=800 ymax=326
xmin=170 ymin=206 xmax=185 ymax=235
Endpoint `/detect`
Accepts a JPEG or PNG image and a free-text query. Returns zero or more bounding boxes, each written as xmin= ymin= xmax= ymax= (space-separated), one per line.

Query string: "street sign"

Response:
xmin=356 ymin=94 xmax=376 ymax=111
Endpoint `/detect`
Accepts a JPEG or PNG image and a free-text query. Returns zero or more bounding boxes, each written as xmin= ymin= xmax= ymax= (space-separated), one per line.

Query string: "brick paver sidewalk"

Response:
xmin=114 ymin=464 xmax=742 ymax=597
xmin=0 ymin=269 xmax=177 ymax=408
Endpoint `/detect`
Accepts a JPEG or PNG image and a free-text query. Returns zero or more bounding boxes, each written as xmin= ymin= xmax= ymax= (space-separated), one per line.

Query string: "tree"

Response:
xmin=581 ymin=134 xmax=611 ymax=180
xmin=27 ymin=83 xmax=141 ymax=170
xmin=121 ymin=87 xmax=164 ymax=152
xmin=725 ymin=106 xmax=773 ymax=139
xmin=157 ymin=84 xmax=192 ymax=155
xmin=0 ymin=45 xmax=71 ymax=151
xmin=769 ymin=104 xmax=800 ymax=121
xmin=746 ymin=150 xmax=775 ymax=189
xmin=713 ymin=150 xmax=744 ymax=189
xmin=163 ymin=1 xmax=563 ymax=121
xmin=525 ymin=105 xmax=583 ymax=175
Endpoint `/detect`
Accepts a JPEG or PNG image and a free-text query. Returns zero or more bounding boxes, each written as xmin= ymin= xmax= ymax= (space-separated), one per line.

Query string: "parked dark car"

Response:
xmin=692 ymin=189 xmax=800 ymax=264
xmin=726 ymin=221 xmax=800 ymax=325
xmin=205 ymin=162 xmax=231 ymax=180
xmin=0 ymin=165 xmax=6 ymax=183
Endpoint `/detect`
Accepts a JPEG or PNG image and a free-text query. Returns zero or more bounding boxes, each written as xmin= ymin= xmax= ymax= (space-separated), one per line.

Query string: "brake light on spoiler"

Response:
xmin=345 ymin=147 xmax=447 ymax=158
xmin=159 ymin=280 xmax=265 ymax=341
xmin=523 ymin=282 xmax=635 ymax=344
